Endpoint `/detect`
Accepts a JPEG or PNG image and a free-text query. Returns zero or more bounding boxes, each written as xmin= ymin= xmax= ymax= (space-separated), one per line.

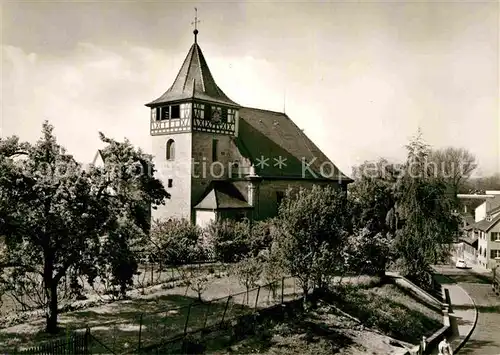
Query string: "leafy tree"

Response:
xmin=394 ymin=132 xmax=460 ymax=287
xmin=349 ymin=159 xmax=398 ymax=276
xmin=274 ymin=185 xmax=350 ymax=301
xmin=149 ymin=218 xmax=204 ymax=266
xmin=345 ymin=228 xmax=392 ymax=277
xmin=0 ymin=122 xmax=168 ymax=333
xmin=205 ymin=219 xmax=251 ymax=262
xmin=248 ymin=218 xmax=277 ymax=257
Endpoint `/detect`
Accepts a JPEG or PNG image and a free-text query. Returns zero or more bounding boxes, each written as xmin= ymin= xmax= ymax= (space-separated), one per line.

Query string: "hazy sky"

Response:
xmin=1 ymin=0 xmax=499 ymax=177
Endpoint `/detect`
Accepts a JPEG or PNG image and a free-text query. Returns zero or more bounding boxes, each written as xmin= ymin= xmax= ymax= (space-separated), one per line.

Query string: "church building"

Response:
xmin=146 ymin=26 xmax=352 ymax=228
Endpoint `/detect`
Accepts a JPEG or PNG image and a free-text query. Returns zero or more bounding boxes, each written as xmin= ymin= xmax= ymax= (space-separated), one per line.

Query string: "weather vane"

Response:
xmin=192 ymin=7 xmax=201 ymax=43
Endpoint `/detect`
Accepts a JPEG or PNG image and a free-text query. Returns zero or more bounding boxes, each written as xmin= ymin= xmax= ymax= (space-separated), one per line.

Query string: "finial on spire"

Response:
xmin=192 ymin=7 xmax=200 ymax=43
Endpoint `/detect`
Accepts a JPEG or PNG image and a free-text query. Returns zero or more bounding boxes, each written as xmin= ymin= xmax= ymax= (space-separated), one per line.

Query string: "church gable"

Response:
xmin=194 ymin=181 xmax=252 ymax=210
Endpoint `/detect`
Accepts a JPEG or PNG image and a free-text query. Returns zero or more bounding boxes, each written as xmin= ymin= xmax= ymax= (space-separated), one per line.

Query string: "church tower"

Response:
xmin=146 ymin=16 xmax=241 ymax=223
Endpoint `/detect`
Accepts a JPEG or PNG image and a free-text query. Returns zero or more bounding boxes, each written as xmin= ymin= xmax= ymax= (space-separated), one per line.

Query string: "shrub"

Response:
xmin=249 ymin=219 xmax=277 ymax=256
xmin=150 ymin=218 xmax=204 ymax=266
xmin=204 ymin=219 xmax=251 ymax=262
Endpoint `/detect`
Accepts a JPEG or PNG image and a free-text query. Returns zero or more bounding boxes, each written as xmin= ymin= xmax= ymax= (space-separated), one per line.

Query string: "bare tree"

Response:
xmin=428 ymin=147 xmax=477 ymax=195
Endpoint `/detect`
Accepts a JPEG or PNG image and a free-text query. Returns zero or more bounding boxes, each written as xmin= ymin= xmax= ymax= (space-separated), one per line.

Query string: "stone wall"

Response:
xmin=151 ymin=133 xmax=192 ymax=222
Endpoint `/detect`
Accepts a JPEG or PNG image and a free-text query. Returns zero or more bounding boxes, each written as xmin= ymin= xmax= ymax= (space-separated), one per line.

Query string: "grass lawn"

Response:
xmin=319 ymin=282 xmax=443 ymax=344
xmin=209 ymin=282 xmax=443 ymax=355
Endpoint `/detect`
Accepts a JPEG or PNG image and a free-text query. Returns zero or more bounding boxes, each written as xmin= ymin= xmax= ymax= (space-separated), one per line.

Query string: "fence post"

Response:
xmin=254 ymin=286 xmax=261 ymax=312
xmin=281 ymin=277 xmax=285 ymax=304
xmin=203 ymin=301 xmax=211 ymax=328
xmin=137 ymin=313 xmax=143 ymax=354
xmin=220 ymin=296 xmax=232 ymax=328
xmin=184 ymin=303 xmax=192 ymax=335
xmin=421 ymin=335 xmax=426 ymax=354
xmin=85 ymin=328 xmax=91 ymax=355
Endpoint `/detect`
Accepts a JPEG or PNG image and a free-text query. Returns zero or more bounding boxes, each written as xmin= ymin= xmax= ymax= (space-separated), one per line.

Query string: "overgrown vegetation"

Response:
xmin=0 ymin=122 xmax=474 ymax=342
xmin=211 ymin=283 xmax=442 ymax=354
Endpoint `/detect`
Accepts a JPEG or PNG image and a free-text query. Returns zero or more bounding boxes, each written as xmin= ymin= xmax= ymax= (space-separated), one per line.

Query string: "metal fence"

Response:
xmin=11 ymin=329 xmax=90 ymax=355
xmin=127 ymin=276 xmax=301 ymax=354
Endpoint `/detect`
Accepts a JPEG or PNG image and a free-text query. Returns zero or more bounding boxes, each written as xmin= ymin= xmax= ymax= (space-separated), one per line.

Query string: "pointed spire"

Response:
xmin=146 ymin=38 xmax=239 ymax=107
xmin=146 ymin=9 xmax=239 ymax=108
xmin=192 ymin=7 xmax=200 ymax=44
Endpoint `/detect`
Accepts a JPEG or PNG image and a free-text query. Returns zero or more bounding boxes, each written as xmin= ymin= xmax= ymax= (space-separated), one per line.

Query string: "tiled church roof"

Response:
xmin=236 ymin=107 xmax=352 ymax=182
xmin=145 ymin=43 xmax=239 ymax=108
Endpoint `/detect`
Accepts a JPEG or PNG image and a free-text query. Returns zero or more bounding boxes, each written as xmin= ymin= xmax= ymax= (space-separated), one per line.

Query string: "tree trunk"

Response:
xmin=43 ymin=255 xmax=59 ymax=334
xmin=302 ymin=286 xmax=309 ymax=304
xmin=46 ymin=282 xmax=59 ymax=334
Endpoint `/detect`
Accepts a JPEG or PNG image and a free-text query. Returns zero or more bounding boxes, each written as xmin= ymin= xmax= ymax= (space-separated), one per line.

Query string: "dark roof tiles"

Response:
xmin=470 ymin=214 xmax=500 ymax=232
xmin=146 ymin=43 xmax=239 ymax=107
xmin=237 ymin=107 xmax=352 ymax=182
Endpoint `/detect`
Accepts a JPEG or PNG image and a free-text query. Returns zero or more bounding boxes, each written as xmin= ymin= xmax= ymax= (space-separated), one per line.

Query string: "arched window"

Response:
xmin=166 ymin=139 xmax=175 ymax=160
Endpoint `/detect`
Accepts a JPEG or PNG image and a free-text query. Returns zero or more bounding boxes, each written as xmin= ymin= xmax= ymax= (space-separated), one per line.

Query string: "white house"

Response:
xmin=460 ymin=191 xmax=500 ymax=269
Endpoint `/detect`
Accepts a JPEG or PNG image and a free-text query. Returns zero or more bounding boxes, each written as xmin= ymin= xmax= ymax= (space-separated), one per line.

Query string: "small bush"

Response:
xmin=149 ymin=218 xmax=205 ymax=265
xmin=204 ymin=219 xmax=251 ymax=262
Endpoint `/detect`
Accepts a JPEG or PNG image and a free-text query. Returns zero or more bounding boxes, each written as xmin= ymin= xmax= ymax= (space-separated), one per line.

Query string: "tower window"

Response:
xmin=166 ymin=139 xmax=175 ymax=160
xmin=212 ymin=139 xmax=218 ymax=162
xmin=161 ymin=106 xmax=169 ymax=120
xmin=227 ymin=109 xmax=236 ymax=123
xmin=194 ymin=103 xmax=205 ymax=119
xmin=211 ymin=106 xmax=222 ymax=121
xmin=171 ymin=105 xmax=180 ymax=119
xmin=180 ymin=103 xmax=191 ymax=119
xmin=168 ymin=179 xmax=173 ymax=188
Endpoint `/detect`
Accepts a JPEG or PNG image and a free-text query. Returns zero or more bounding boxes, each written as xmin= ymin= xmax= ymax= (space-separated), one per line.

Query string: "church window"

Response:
xmin=166 ymin=139 xmax=175 ymax=160
xmin=171 ymin=105 xmax=180 ymax=119
xmin=168 ymin=179 xmax=173 ymax=188
xmin=160 ymin=106 xmax=170 ymax=120
xmin=194 ymin=103 xmax=205 ymax=119
xmin=212 ymin=139 xmax=218 ymax=162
